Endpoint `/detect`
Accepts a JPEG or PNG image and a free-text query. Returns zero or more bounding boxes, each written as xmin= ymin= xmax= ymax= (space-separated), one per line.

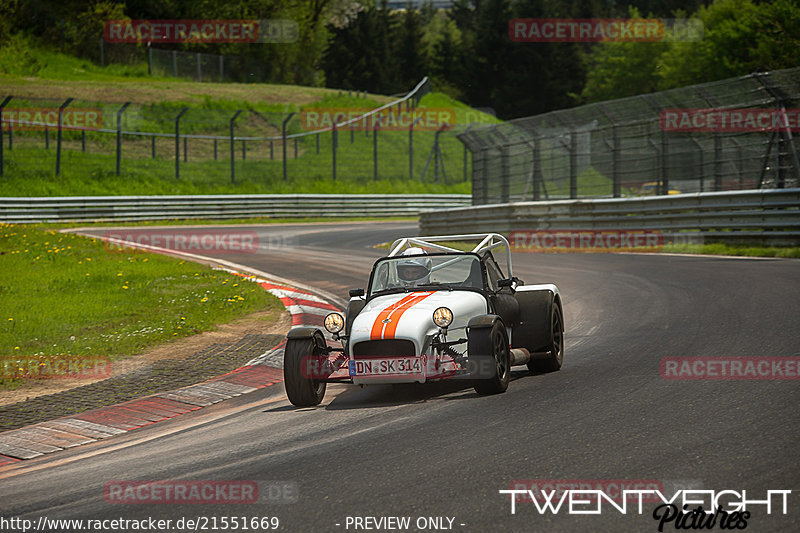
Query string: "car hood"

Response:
xmin=349 ymin=290 xmax=488 ymax=354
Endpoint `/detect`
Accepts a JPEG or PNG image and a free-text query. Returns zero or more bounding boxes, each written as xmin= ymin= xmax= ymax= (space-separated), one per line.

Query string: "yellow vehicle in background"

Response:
xmin=640 ymin=181 xmax=681 ymax=195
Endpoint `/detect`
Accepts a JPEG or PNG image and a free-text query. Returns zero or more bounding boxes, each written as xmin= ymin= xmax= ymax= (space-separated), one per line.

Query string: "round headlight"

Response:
xmin=432 ymin=307 xmax=453 ymax=328
xmin=324 ymin=312 xmax=345 ymax=334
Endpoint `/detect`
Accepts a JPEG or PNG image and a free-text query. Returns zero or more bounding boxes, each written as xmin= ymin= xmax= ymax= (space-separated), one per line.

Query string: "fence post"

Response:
xmin=695 ymin=139 xmax=705 ymax=192
xmin=434 ymin=123 xmax=449 ymax=183
xmin=55 ymin=98 xmax=74 ymax=176
xmin=174 ymin=107 xmax=188 ymax=179
xmin=229 ymin=110 xmax=243 ymax=183
xmin=461 ymin=123 xmax=476 ymax=183
xmin=660 ymin=130 xmax=669 ymax=195
xmin=219 ymin=55 xmax=224 ymax=81
xmin=294 ymin=138 xmax=298 ymax=159
xmin=569 ymin=130 xmax=578 ymax=199
xmin=332 ymin=114 xmax=343 ymax=182
xmin=409 ymin=116 xmax=422 ymax=180
xmin=242 ymin=140 xmax=246 ymax=160
xmin=501 ymin=146 xmax=510 ymax=203
xmin=147 ymin=44 xmax=152 ymax=75
xmin=45 ymin=127 xmax=49 ymax=149
xmin=373 ymin=116 xmax=382 ymax=181
xmin=282 ymin=112 xmax=295 ymax=181
xmin=151 ymin=136 xmax=155 ymax=158
xmin=612 ymin=125 xmax=621 ymax=197
xmin=115 ymin=102 xmax=130 ymax=176
xmin=0 ymin=96 xmax=11 ymax=177
xmin=270 ymin=140 xmax=274 ymax=160
xmin=213 ymin=138 xmax=217 ymax=160
xmin=533 ymin=135 xmax=543 ymax=200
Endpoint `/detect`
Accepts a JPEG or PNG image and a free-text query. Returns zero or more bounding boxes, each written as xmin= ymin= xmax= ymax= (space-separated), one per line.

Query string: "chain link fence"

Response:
xmin=0 ymin=78 xmax=490 ymax=189
xmin=461 ymin=67 xmax=800 ymax=205
xmin=99 ymin=41 xmax=283 ymax=84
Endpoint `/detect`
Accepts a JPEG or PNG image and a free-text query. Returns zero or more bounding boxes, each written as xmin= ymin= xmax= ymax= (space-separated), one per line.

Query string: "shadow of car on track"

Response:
xmin=263 ymin=369 xmax=533 ymax=412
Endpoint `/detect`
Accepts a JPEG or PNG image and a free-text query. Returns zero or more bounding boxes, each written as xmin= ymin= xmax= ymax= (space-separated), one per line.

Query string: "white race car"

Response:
xmin=283 ymin=234 xmax=564 ymax=406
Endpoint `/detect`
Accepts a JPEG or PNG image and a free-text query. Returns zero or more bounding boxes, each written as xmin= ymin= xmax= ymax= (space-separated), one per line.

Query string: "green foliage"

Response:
xmin=0 ymin=34 xmax=44 ymax=76
xmin=657 ymin=0 xmax=800 ymax=90
xmin=582 ymin=0 xmax=800 ymax=102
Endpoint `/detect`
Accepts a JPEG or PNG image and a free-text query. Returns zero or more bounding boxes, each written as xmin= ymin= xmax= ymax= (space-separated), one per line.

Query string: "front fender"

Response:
xmin=467 ymin=314 xmax=502 ymax=330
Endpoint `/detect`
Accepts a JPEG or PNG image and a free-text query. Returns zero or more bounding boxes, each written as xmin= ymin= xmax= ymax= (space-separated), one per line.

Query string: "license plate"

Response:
xmin=349 ymin=358 xmax=422 ymax=376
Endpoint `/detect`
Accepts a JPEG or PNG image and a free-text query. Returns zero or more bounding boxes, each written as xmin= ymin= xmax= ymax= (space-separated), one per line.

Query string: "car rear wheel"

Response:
xmin=528 ymin=302 xmax=564 ymax=373
xmin=284 ymin=331 xmax=327 ymax=407
xmin=471 ymin=321 xmax=511 ymax=395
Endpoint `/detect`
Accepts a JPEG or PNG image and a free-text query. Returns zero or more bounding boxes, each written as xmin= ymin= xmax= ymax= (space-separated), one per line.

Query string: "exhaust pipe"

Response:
xmin=510 ymin=348 xmax=531 ymax=366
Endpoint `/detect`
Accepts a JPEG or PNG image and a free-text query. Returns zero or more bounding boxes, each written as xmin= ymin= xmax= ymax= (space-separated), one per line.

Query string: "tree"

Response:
xmin=393 ymin=2 xmax=425 ymax=90
xmin=657 ymin=0 xmax=800 ymax=90
xmin=579 ymin=7 xmax=668 ymax=103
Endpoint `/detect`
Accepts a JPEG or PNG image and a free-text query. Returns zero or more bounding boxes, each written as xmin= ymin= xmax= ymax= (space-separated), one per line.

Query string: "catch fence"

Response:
xmin=461 ymin=68 xmax=800 ymax=205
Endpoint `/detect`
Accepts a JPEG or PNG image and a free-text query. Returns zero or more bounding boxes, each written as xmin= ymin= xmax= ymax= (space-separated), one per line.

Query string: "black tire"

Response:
xmin=471 ymin=321 xmax=511 ymax=395
xmin=528 ymin=302 xmax=564 ymax=373
xmin=284 ymin=331 xmax=327 ymax=407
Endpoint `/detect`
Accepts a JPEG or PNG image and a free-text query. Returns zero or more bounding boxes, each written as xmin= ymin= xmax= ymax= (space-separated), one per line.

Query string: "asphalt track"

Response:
xmin=1 ymin=221 xmax=799 ymax=533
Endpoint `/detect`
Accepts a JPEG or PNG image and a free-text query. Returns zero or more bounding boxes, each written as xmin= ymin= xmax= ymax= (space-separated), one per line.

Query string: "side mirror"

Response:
xmin=497 ymin=278 xmax=514 ymax=288
xmin=349 ymin=288 xmax=365 ymax=298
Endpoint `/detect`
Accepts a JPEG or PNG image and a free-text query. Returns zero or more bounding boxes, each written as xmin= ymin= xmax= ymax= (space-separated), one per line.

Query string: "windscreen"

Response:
xmin=370 ymin=254 xmax=483 ymax=294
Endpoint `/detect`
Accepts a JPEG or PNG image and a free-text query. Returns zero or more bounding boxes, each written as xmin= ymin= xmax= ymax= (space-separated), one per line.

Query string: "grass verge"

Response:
xmin=41 ymin=216 xmax=419 ymax=229
xmin=0 ymin=224 xmax=283 ymax=389
xmin=374 ymin=240 xmax=800 ymax=258
xmin=661 ymin=242 xmax=800 ymax=258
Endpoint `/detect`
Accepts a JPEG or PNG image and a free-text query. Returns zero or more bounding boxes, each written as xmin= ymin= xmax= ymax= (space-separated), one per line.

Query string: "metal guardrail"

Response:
xmin=420 ymin=189 xmax=800 ymax=246
xmin=0 ymin=194 xmax=471 ymax=223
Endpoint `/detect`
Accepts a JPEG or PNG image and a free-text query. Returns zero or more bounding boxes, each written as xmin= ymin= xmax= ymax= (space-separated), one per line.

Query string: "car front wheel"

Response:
xmin=284 ymin=331 xmax=327 ymax=407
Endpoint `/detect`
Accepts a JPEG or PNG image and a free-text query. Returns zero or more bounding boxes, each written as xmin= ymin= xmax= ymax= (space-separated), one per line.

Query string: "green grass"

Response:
xmin=0 ymin=34 xmax=150 ymax=82
xmin=661 ymin=242 xmax=800 ymax=258
xmin=0 ymin=224 xmax=283 ymax=387
xmin=0 ymin=91 xmax=489 ymax=196
xmin=0 ymin=37 xmax=493 ymax=196
xmin=41 ymin=216 xmax=419 ymax=229
xmin=374 ymin=238 xmax=800 ymax=258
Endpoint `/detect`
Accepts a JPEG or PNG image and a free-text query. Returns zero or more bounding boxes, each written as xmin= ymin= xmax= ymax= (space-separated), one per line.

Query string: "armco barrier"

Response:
xmin=0 ymin=194 xmax=471 ymax=223
xmin=420 ymin=189 xmax=800 ymax=246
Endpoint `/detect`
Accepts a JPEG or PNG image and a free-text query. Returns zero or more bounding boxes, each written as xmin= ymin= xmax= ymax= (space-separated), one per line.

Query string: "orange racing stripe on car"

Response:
xmin=370 ymin=292 xmax=435 ymax=340
xmin=370 ymin=293 xmax=421 ymax=339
